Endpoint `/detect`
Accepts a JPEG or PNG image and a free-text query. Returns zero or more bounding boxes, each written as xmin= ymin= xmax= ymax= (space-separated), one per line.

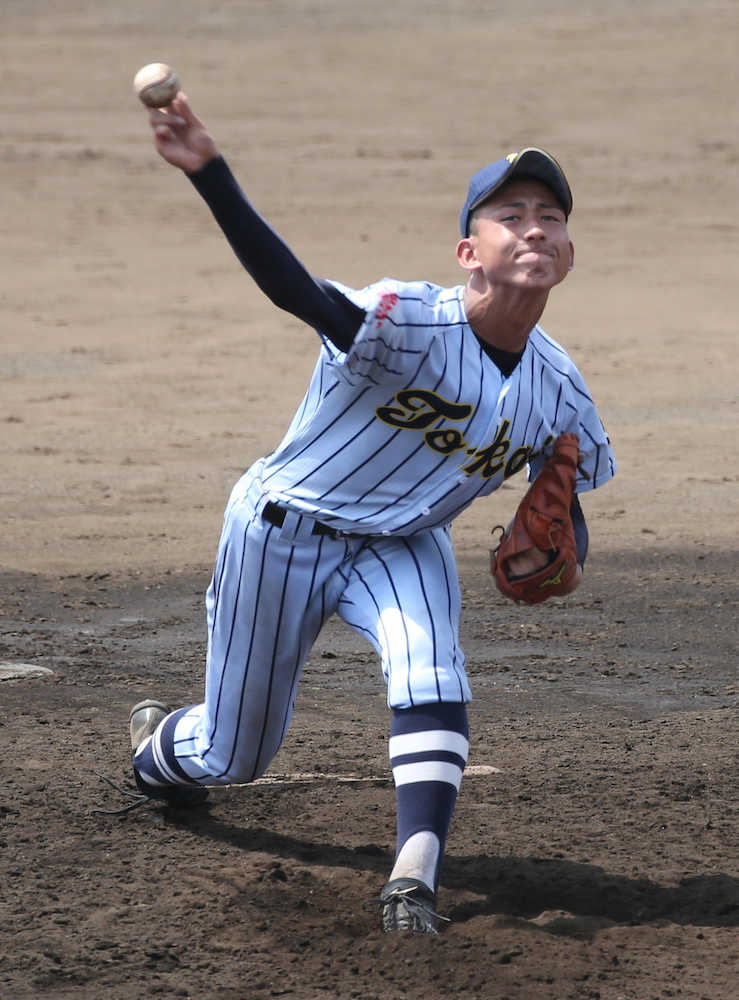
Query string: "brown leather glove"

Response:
xmin=490 ymin=433 xmax=580 ymax=604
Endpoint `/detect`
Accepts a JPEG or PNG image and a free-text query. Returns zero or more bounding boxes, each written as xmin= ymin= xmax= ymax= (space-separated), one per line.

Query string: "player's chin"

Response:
xmin=515 ymin=269 xmax=565 ymax=291
xmin=520 ymin=262 xmax=569 ymax=287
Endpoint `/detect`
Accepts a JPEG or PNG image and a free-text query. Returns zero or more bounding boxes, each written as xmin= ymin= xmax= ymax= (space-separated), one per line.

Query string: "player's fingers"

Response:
xmin=149 ymin=107 xmax=186 ymax=129
xmin=153 ymin=124 xmax=175 ymax=143
xmin=170 ymin=92 xmax=205 ymax=127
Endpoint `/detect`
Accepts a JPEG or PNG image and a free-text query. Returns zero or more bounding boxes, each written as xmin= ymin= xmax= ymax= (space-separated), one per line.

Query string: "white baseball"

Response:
xmin=133 ymin=63 xmax=181 ymax=108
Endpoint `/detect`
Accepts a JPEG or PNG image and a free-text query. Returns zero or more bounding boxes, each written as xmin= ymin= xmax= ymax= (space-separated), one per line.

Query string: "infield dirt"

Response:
xmin=1 ymin=2 xmax=737 ymax=998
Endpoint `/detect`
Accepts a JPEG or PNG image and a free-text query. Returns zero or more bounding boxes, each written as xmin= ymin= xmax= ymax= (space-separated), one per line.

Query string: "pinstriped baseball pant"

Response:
xmin=155 ymin=470 xmax=472 ymax=787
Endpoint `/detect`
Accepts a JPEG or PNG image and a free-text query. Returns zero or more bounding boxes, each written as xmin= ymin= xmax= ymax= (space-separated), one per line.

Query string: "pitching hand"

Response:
xmin=148 ymin=93 xmax=219 ymax=174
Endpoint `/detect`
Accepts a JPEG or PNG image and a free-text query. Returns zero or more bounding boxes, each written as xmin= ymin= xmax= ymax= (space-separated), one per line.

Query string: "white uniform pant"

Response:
xmin=168 ymin=468 xmax=472 ymax=786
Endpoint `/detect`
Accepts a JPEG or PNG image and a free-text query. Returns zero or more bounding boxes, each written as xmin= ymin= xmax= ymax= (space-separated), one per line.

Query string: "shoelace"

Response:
xmin=90 ymin=771 xmax=157 ymax=815
xmin=364 ymin=886 xmax=450 ymax=928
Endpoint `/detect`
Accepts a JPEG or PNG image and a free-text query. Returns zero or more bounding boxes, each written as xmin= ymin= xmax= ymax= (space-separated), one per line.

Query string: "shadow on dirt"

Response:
xmin=158 ymin=804 xmax=738 ymax=932
xmin=442 ymin=855 xmax=739 ymax=931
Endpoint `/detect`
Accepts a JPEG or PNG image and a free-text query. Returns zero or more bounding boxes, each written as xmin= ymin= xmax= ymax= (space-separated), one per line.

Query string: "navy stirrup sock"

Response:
xmin=389 ymin=702 xmax=469 ymax=891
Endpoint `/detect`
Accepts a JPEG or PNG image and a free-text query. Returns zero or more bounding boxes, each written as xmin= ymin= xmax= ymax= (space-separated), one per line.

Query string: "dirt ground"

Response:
xmin=1 ymin=1 xmax=737 ymax=997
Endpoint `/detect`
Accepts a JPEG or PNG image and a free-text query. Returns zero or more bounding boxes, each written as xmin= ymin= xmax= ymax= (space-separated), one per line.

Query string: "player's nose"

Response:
xmin=523 ymin=221 xmax=547 ymax=240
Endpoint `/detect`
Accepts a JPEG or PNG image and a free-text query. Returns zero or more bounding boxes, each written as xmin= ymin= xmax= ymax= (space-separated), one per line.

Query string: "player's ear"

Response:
xmin=456 ymin=237 xmax=481 ymax=272
xmin=568 ymin=240 xmax=574 ymax=271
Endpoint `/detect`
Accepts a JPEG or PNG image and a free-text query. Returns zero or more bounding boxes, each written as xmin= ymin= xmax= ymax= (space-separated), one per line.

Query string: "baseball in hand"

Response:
xmin=133 ymin=63 xmax=181 ymax=108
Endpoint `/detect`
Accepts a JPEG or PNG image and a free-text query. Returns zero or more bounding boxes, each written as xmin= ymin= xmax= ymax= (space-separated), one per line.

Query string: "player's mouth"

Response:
xmin=515 ymin=247 xmax=554 ymax=260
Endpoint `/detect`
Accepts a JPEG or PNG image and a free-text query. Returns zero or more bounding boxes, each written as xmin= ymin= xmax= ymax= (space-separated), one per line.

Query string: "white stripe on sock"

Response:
xmin=152 ymin=725 xmax=189 ymax=785
xmin=389 ymin=729 xmax=469 ymax=761
xmin=392 ymin=760 xmax=463 ymax=790
xmin=136 ymin=767 xmax=172 ymax=788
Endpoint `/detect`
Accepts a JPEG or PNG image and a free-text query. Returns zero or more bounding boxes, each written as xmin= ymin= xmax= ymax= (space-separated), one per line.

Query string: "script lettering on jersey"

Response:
xmin=376 ymin=390 xmax=473 ymax=447
xmin=376 ymin=390 xmax=554 ymax=478
xmin=376 ymin=390 xmax=472 ymax=456
xmin=462 ymin=420 xmax=554 ymax=479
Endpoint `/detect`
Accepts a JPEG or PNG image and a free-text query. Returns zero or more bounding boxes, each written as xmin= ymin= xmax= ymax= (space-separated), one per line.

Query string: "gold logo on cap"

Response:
xmin=505 ymin=152 xmax=518 ymax=163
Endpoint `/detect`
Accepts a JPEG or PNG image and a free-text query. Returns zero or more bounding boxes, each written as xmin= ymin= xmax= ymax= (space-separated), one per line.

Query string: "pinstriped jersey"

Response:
xmin=259 ymin=278 xmax=615 ymax=534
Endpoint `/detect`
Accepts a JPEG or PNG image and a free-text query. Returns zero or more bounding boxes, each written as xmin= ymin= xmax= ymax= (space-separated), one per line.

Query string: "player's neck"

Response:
xmin=463 ymin=283 xmax=548 ymax=352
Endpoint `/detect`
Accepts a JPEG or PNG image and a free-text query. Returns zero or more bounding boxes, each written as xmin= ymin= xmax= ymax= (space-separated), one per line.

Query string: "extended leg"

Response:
xmin=338 ymin=528 xmax=472 ymax=932
xmin=381 ymin=701 xmax=469 ymax=932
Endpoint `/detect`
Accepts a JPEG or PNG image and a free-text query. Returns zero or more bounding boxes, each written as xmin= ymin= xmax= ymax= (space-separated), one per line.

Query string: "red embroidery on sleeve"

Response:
xmin=375 ymin=291 xmax=398 ymax=329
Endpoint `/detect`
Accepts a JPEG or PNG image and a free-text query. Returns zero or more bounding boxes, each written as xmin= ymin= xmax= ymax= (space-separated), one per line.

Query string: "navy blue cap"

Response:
xmin=459 ymin=148 xmax=572 ymax=236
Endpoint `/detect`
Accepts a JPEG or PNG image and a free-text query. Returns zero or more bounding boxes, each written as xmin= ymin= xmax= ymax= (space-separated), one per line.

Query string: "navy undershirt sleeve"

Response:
xmin=187 ymin=156 xmax=365 ymax=351
xmin=571 ymin=494 xmax=589 ymax=567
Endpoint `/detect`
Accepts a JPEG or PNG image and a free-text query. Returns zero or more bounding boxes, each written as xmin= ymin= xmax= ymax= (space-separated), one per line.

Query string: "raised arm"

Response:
xmin=146 ymin=94 xmax=365 ymax=351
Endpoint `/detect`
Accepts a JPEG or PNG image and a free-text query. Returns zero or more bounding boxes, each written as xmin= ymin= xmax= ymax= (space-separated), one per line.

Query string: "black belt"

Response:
xmin=262 ymin=501 xmax=346 ymax=539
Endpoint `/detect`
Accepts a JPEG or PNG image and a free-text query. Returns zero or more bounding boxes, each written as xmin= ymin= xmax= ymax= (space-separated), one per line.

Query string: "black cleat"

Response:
xmin=376 ymin=878 xmax=449 ymax=934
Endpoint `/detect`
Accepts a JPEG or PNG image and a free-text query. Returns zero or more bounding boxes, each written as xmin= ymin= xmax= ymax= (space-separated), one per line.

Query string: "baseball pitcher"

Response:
xmin=126 ymin=91 xmax=616 ymax=934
